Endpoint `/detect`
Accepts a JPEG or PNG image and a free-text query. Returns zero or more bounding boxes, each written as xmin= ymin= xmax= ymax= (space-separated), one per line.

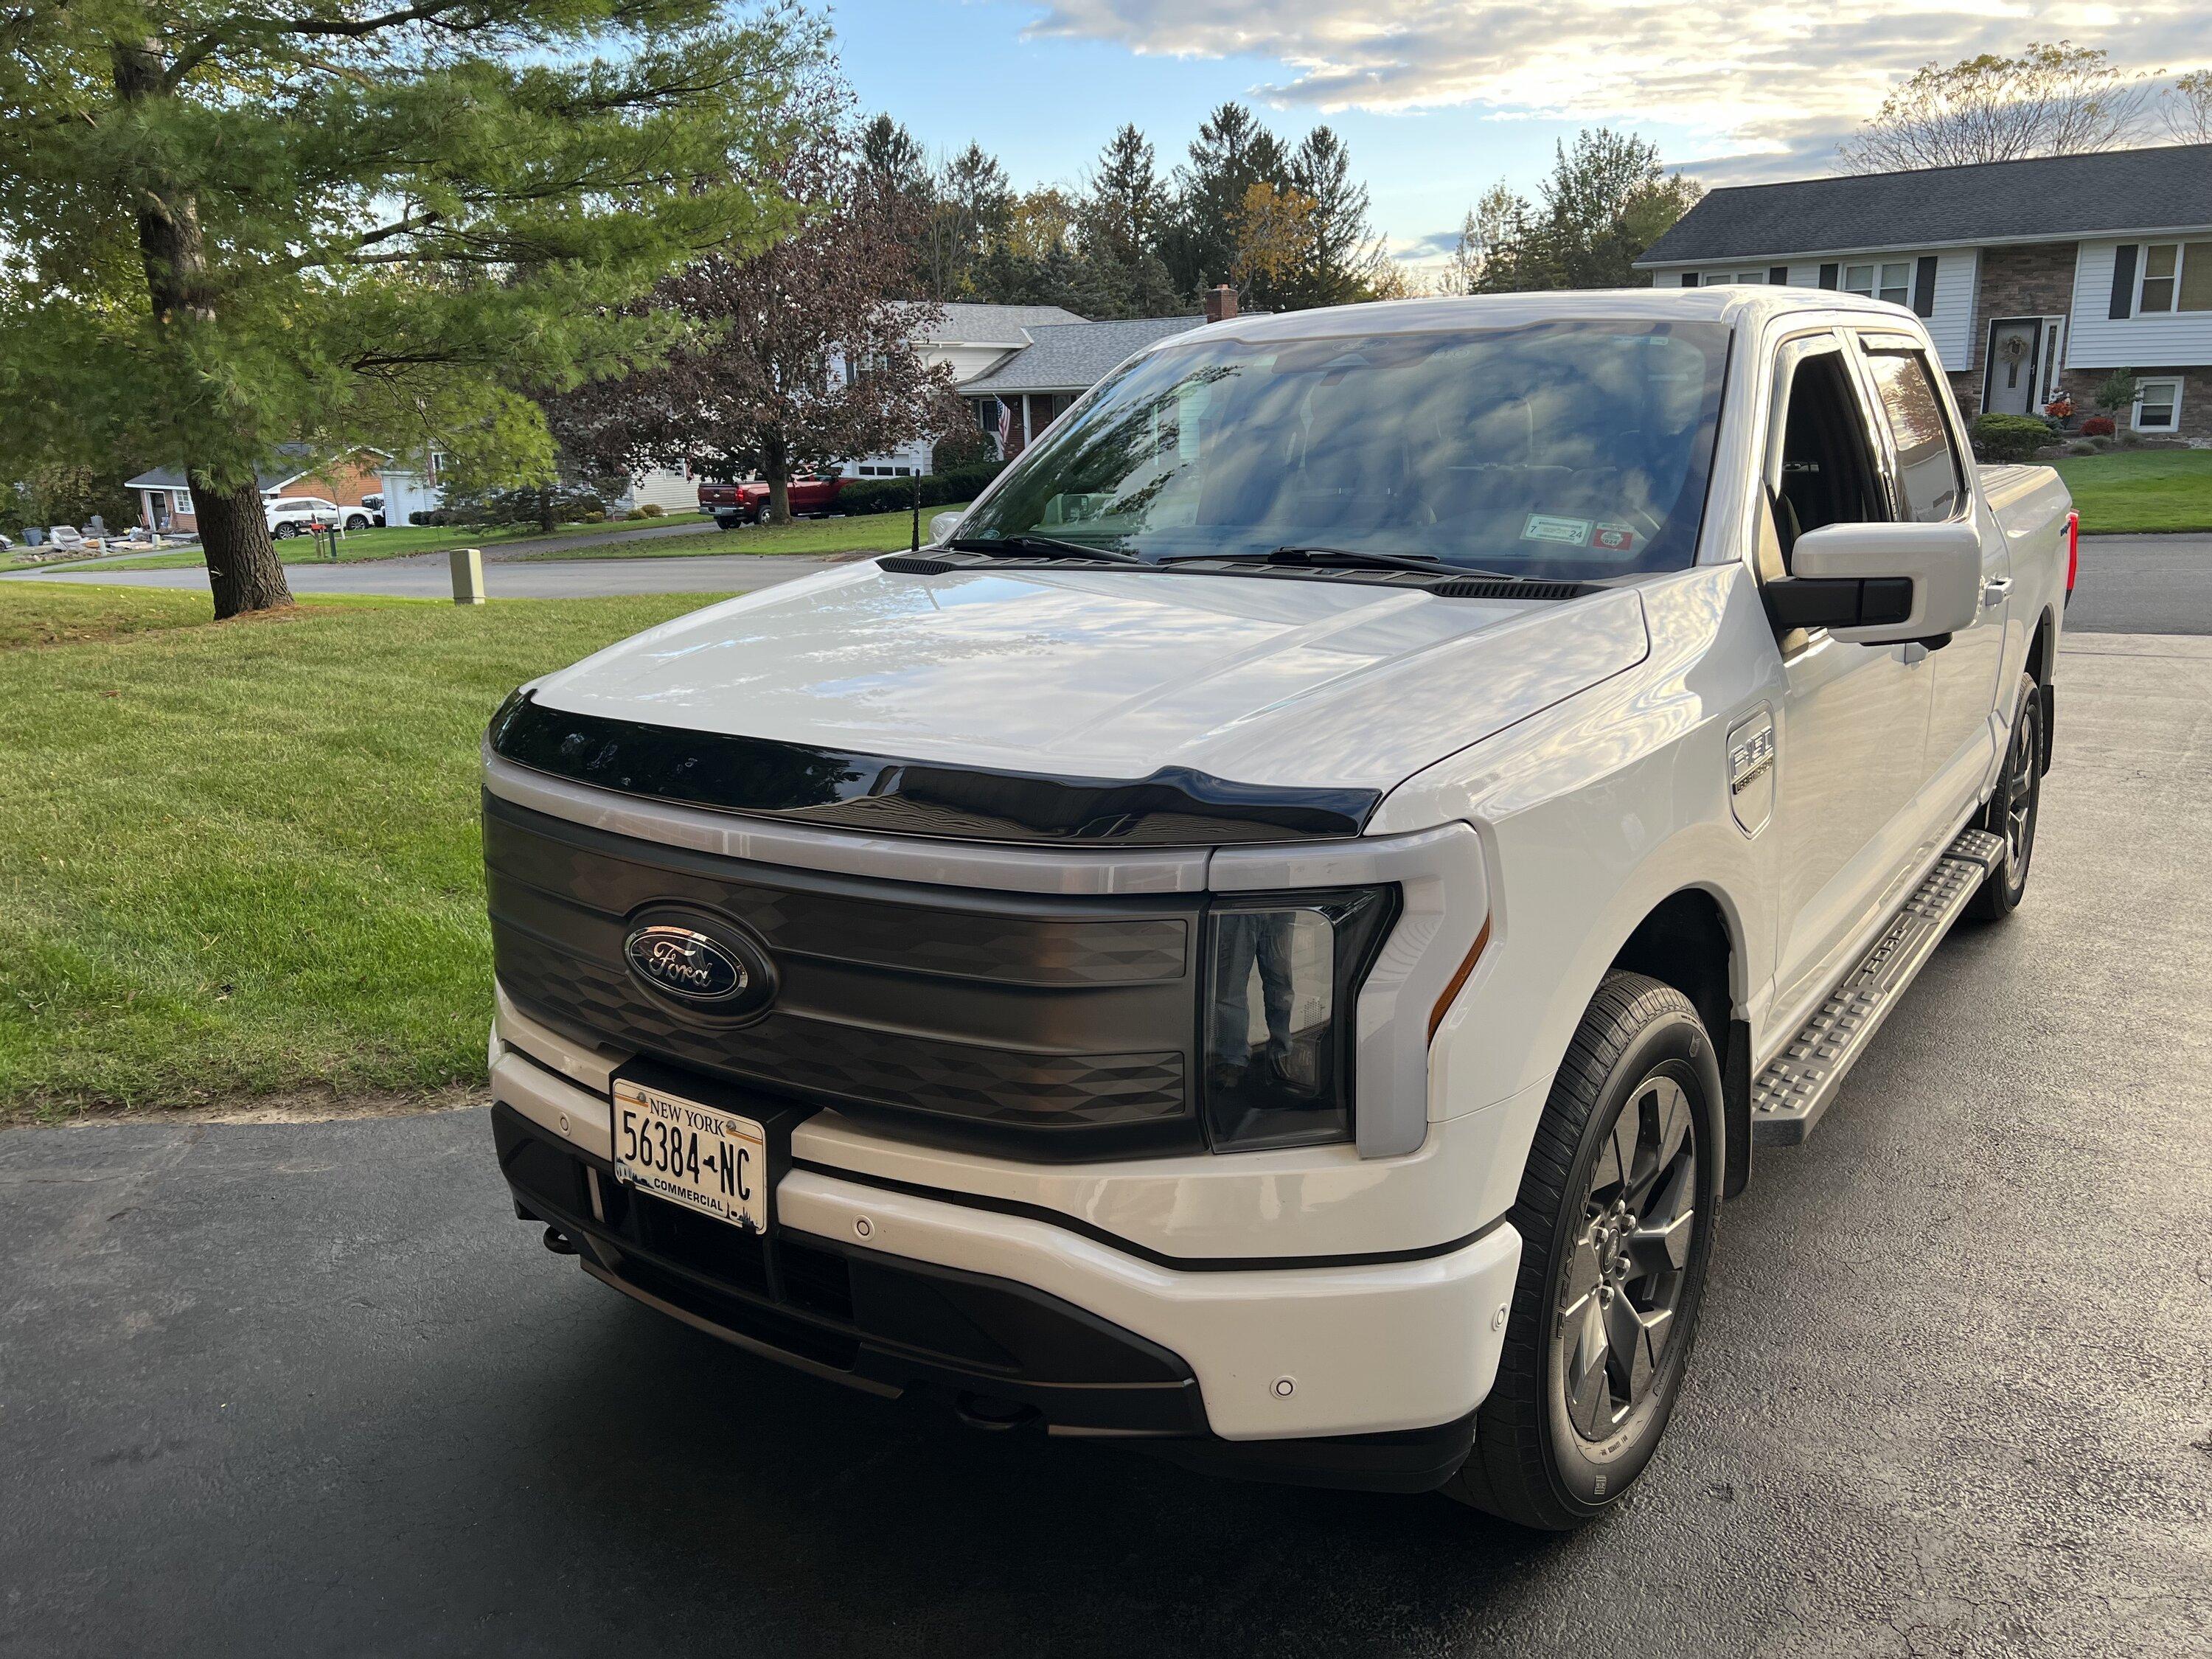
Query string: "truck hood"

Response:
xmin=527 ymin=561 xmax=1650 ymax=795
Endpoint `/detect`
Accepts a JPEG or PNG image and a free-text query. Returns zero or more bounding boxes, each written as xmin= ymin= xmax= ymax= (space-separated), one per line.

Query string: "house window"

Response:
xmin=426 ymin=447 xmax=447 ymax=483
xmin=2140 ymin=242 xmax=2212 ymax=313
xmin=172 ymin=489 xmax=194 ymax=517
xmin=1705 ymin=270 xmax=1768 ymax=285
xmin=1844 ymin=261 xmax=1912 ymax=307
xmin=2134 ymin=378 xmax=2183 ymax=434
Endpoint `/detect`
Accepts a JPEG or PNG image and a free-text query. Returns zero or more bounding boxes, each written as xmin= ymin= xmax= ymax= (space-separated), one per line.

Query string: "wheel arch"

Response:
xmin=1605 ymin=886 xmax=1750 ymax=1200
xmin=2025 ymin=606 xmax=2057 ymax=775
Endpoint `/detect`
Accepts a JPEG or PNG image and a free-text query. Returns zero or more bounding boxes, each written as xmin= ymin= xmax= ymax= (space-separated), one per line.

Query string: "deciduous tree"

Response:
xmin=2165 ymin=70 xmax=2212 ymax=145
xmin=582 ymin=73 xmax=961 ymax=521
xmin=0 ymin=0 xmax=812 ymax=617
xmin=1841 ymin=41 xmax=2152 ymax=173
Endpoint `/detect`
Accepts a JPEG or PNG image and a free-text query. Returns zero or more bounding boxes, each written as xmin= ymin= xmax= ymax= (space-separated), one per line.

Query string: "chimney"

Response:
xmin=1203 ymin=283 xmax=1239 ymax=324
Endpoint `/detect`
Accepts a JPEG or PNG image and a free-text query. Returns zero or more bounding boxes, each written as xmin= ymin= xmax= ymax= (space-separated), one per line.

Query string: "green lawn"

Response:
xmin=0 ymin=581 xmax=728 ymax=1121
xmin=517 ymin=503 xmax=974 ymax=560
xmin=2050 ymin=451 xmax=2212 ymax=535
xmin=72 ymin=511 xmax=713 ymax=572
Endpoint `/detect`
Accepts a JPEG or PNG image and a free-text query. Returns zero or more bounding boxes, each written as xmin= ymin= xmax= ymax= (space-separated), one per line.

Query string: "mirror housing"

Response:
xmin=928 ymin=509 xmax=964 ymax=546
xmin=1767 ymin=521 xmax=1982 ymax=645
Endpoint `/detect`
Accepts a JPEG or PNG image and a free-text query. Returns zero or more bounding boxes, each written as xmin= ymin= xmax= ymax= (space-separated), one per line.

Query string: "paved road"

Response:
xmin=1 ymin=549 xmax=846 ymax=599
xmin=8 ymin=532 xmax=2208 ymax=623
xmin=3 ymin=636 xmax=2211 ymax=1658
xmin=2066 ymin=534 xmax=2212 ymax=633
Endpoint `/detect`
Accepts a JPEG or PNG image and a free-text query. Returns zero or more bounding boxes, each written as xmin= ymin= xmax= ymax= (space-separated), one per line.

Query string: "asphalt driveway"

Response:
xmin=2 ymin=635 xmax=2209 ymax=1658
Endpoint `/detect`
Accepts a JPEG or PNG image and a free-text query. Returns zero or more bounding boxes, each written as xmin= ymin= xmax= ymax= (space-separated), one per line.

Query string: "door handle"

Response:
xmin=1983 ymin=576 xmax=2013 ymax=602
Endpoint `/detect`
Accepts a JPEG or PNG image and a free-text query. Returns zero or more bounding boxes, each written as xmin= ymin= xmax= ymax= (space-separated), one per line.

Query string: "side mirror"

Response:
xmin=1767 ymin=521 xmax=1982 ymax=645
xmin=928 ymin=509 xmax=964 ymax=546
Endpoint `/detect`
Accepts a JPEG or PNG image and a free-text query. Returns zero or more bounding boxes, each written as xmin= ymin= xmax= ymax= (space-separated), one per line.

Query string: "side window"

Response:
xmin=1861 ymin=347 xmax=1964 ymax=522
xmin=1770 ymin=347 xmax=1886 ymax=566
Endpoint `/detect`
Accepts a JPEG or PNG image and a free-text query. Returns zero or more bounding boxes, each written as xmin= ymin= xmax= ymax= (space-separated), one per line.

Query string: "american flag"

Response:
xmin=994 ymin=398 xmax=1012 ymax=457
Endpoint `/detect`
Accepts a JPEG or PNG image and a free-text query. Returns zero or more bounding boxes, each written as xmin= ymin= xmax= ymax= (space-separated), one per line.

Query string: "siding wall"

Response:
xmin=2065 ymin=239 xmax=2212 ymax=369
xmin=1641 ymin=249 xmax=1978 ymax=369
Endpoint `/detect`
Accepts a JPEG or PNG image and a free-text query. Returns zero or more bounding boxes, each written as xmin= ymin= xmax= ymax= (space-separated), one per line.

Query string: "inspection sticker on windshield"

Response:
xmin=1522 ymin=513 xmax=1592 ymax=546
xmin=1588 ymin=523 xmax=1639 ymax=554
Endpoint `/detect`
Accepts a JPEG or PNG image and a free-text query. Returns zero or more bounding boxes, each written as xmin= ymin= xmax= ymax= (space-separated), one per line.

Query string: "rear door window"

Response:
xmin=1860 ymin=345 xmax=1964 ymax=522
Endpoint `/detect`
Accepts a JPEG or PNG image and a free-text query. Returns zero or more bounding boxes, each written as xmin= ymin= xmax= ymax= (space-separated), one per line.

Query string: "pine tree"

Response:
xmin=0 ymin=1 xmax=811 ymax=616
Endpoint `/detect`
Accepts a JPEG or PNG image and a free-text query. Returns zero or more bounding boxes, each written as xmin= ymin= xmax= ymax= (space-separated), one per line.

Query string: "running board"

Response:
xmin=1752 ymin=827 xmax=2006 ymax=1147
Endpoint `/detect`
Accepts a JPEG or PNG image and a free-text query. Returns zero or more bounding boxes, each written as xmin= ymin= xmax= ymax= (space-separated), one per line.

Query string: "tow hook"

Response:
xmin=542 ymin=1225 xmax=579 ymax=1256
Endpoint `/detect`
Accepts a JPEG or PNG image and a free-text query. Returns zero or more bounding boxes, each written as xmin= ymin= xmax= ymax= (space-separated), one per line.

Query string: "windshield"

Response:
xmin=957 ymin=319 xmax=1732 ymax=578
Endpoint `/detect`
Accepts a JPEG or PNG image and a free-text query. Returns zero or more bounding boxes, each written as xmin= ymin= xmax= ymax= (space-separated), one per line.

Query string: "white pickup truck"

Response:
xmin=480 ymin=289 xmax=2073 ymax=1528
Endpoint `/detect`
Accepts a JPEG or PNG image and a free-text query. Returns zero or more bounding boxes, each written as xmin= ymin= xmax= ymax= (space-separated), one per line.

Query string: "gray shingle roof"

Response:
xmin=123 ymin=443 xmax=386 ymax=495
xmin=925 ymin=302 xmax=1088 ymax=344
xmin=1638 ymin=142 xmax=2212 ymax=265
xmin=959 ymin=315 xmax=1206 ymax=395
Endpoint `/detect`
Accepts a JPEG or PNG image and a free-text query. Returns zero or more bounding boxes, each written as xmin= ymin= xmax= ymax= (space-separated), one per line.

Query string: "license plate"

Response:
xmin=611 ymin=1079 xmax=768 ymax=1233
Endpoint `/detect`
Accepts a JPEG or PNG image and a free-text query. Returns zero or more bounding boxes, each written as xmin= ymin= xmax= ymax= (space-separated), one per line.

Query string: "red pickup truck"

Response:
xmin=698 ymin=476 xmax=844 ymax=529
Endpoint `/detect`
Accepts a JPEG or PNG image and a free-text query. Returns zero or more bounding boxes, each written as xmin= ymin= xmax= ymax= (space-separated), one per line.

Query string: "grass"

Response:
xmin=77 ymin=511 xmax=713 ymax=572
xmin=2049 ymin=450 xmax=2212 ymax=535
xmin=516 ymin=504 xmax=975 ymax=560
xmin=0 ymin=580 xmax=729 ymax=1121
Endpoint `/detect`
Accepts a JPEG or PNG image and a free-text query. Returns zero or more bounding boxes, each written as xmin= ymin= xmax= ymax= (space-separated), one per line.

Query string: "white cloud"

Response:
xmin=1026 ymin=0 xmax=2212 ymax=170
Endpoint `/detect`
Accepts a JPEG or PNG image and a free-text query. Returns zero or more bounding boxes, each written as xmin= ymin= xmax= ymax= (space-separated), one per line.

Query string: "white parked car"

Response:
xmin=478 ymin=290 xmax=2072 ymax=1528
xmin=265 ymin=495 xmax=373 ymax=537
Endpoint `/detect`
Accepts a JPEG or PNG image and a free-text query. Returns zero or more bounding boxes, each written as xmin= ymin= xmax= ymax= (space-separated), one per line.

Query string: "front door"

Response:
xmin=1983 ymin=320 xmax=2040 ymax=416
xmin=1763 ymin=335 xmax=1935 ymax=1031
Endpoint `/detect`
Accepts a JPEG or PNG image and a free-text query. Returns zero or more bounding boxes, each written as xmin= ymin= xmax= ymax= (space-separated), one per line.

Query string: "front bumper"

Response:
xmin=493 ymin=1045 xmax=1523 ymax=1486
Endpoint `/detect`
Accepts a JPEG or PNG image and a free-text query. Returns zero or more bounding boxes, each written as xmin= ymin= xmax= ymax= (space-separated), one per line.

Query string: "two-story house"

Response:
xmin=1638 ymin=142 xmax=2212 ymax=444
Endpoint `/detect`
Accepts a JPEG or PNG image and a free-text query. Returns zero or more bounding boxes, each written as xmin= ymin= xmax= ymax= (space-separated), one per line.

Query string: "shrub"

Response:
xmin=636 ymin=501 xmax=664 ymax=517
xmin=834 ymin=459 xmax=1005 ymax=518
xmin=2080 ymin=416 xmax=2115 ymax=437
xmin=1969 ymin=413 xmax=2051 ymax=465
xmin=2093 ymin=369 xmax=2138 ymax=414
xmin=2067 ymin=440 xmax=2100 ymax=455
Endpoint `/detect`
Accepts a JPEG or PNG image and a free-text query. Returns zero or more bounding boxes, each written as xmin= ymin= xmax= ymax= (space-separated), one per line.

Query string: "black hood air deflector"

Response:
xmin=487 ymin=692 xmax=1378 ymax=846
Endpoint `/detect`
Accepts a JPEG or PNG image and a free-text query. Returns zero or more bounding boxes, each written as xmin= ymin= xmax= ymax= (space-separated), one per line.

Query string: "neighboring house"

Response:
xmin=838 ymin=302 xmax=1088 ymax=479
xmin=124 ymin=444 xmax=386 ymax=534
xmin=1637 ymin=142 xmax=2212 ymax=443
xmin=960 ymin=299 xmax=1228 ymax=461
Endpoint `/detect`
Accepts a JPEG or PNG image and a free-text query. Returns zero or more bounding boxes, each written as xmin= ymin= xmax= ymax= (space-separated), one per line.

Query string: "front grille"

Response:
xmin=485 ymin=792 xmax=1206 ymax=1155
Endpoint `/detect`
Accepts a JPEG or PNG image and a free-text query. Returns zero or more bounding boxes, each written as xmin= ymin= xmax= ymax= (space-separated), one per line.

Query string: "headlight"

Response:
xmin=1201 ymin=887 xmax=1396 ymax=1152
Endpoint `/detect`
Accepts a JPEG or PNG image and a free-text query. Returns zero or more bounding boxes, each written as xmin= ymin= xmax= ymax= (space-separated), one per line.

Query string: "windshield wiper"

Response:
xmin=947 ymin=534 xmax=1147 ymax=565
xmin=1167 ymin=546 xmax=1542 ymax=582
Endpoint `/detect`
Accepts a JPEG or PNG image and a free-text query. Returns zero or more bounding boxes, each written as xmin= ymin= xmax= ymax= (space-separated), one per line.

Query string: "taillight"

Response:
xmin=2065 ymin=509 xmax=2079 ymax=600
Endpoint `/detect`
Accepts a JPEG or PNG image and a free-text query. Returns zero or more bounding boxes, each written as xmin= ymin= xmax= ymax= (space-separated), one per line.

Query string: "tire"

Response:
xmin=272 ymin=521 xmax=298 ymax=539
xmin=1448 ymin=972 xmax=1724 ymax=1529
xmin=1966 ymin=670 xmax=2042 ymax=922
xmin=750 ymin=502 xmax=769 ymax=526
xmin=344 ymin=512 xmax=371 ymax=532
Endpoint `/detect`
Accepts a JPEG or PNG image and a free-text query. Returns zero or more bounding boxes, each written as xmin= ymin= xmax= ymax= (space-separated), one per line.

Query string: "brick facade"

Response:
xmin=2059 ymin=367 xmax=2212 ymax=445
xmin=1969 ymin=243 xmax=2078 ymax=371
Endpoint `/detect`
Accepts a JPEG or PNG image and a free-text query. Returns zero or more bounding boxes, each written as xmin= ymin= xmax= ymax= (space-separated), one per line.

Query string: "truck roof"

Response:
xmin=1152 ymin=286 xmax=1920 ymax=353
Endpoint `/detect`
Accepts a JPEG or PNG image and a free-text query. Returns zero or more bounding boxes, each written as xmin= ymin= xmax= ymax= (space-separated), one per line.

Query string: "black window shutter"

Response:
xmin=1818 ymin=262 xmax=1839 ymax=290
xmin=1681 ymin=272 xmax=1699 ymax=287
xmin=1770 ymin=265 xmax=1790 ymax=285
xmin=1913 ymin=256 xmax=1938 ymax=316
xmin=2109 ymin=244 xmax=2138 ymax=319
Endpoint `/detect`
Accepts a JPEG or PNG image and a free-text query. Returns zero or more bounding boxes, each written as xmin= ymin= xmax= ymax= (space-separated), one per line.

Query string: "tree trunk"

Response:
xmin=114 ymin=37 xmax=293 ymax=618
xmin=538 ymin=487 xmax=557 ymax=535
xmin=192 ymin=476 xmax=293 ymax=616
xmin=763 ymin=432 xmax=790 ymax=524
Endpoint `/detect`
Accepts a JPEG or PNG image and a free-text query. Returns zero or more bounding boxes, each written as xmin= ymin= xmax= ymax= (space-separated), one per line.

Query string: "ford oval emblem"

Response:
xmin=624 ymin=925 xmax=748 ymax=1005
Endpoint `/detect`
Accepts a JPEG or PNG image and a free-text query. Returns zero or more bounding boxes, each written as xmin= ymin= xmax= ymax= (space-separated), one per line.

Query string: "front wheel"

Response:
xmin=344 ymin=512 xmax=371 ymax=532
xmin=1448 ymin=972 xmax=1722 ymax=1529
xmin=1967 ymin=670 xmax=2042 ymax=922
xmin=272 ymin=521 xmax=298 ymax=540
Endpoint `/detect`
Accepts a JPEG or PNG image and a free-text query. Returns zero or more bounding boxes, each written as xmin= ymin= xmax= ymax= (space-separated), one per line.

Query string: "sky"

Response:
xmin=829 ymin=0 xmax=2212 ymax=270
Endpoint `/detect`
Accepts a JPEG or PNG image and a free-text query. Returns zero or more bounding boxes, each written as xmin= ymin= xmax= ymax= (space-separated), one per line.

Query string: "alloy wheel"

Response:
xmin=2002 ymin=700 xmax=2040 ymax=880
xmin=1554 ymin=1074 xmax=1700 ymax=1441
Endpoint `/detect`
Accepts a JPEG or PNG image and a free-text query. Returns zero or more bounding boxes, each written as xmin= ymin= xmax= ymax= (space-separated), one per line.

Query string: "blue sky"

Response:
xmin=829 ymin=0 xmax=2211 ymax=271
